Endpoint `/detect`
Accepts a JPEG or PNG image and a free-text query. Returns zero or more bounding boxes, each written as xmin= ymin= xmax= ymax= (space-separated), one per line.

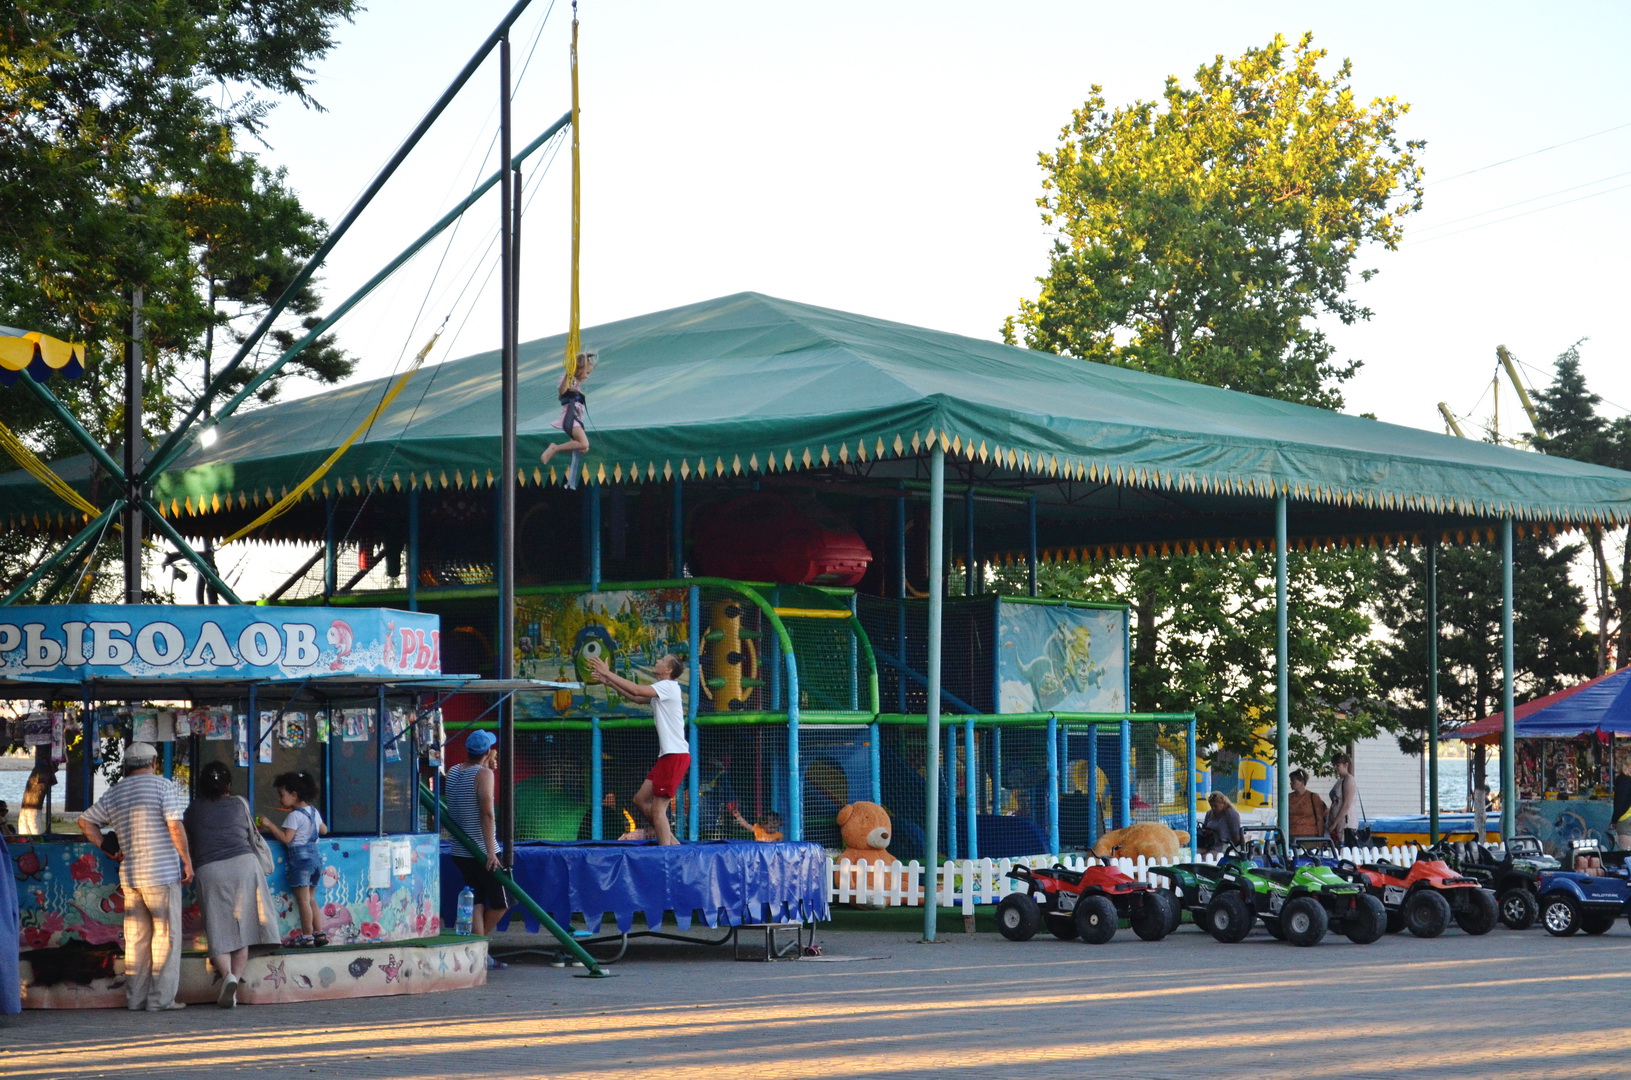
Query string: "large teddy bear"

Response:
xmin=1091 ymin=821 xmax=1190 ymax=860
xmin=835 ymin=801 xmax=900 ymax=866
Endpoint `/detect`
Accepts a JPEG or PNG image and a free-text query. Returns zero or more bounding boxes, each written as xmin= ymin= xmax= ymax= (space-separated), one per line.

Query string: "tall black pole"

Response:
xmin=497 ymin=34 xmax=517 ymax=869
xmin=123 ymin=287 xmax=144 ymax=604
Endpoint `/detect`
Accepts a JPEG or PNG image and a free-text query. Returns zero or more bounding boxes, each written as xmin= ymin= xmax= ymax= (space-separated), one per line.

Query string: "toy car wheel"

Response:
xmin=1454 ymin=889 xmax=1499 ymax=936
xmin=1205 ymin=892 xmax=1253 ymax=944
xmin=1263 ymin=917 xmax=1286 ymax=940
xmin=1281 ymin=896 xmax=1328 ymax=947
xmin=1384 ymin=908 xmax=1405 ymax=935
xmin=1581 ymin=911 xmax=1616 ymax=935
xmin=1131 ymin=890 xmax=1177 ymax=942
xmin=1498 ymin=888 xmax=1538 ymax=930
xmin=1046 ymin=913 xmax=1079 ymax=941
xmin=1073 ymin=894 xmax=1119 ymax=944
xmin=1345 ymin=893 xmax=1388 ymax=945
xmin=996 ymin=894 xmax=1041 ymax=941
xmin=1403 ymin=890 xmax=1452 ymax=938
xmin=1541 ymin=894 xmax=1580 ymax=936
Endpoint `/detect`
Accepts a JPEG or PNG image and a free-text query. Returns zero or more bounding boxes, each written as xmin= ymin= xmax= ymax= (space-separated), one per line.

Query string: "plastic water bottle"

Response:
xmin=455 ymin=886 xmax=475 ymax=936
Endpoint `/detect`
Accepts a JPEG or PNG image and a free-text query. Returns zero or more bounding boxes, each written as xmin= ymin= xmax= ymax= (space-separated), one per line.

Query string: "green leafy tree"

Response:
xmin=1372 ymin=536 xmax=1595 ymax=749
xmin=1002 ymin=33 xmax=1422 ymax=762
xmin=0 ymin=0 xmax=358 ymax=598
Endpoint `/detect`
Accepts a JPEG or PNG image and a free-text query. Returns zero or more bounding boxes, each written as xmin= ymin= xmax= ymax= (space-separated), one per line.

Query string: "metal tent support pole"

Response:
xmin=687 ymin=585 xmax=701 ymax=841
xmin=1026 ymin=495 xmax=1038 ymax=598
xmin=1274 ymin=493 xmax=1290 ymax=839
xmin=589 ymin=716 xmax=603 ymax=839
xmin=1086 ymin=723 xmax=1098 ymax=848
xmin=923 ymin=445 xmax=945 ymax=941
xmin=963 ymin=487 xmax=975 ymax=596
xmin=586 ymin=482 xmax=601 ymax=591
xmin=1501 ymin=516 xmax=1516 ymax=839
xmin=945 ymin=724 xmax=957 ymax=861
xmin=964 ymin=716 xmax=977 ymax=859
xmin=1186 ymin=718 xmax=1199 ymax=859
xmin=496 ymin=33 xmax=518 ymax=871
xmin=671 ymin=478 xmax=684 ymax=576
xmin=323 ymin=497 xmax=337 ymax=601
xmin=123 ymin=286 xmax=144 ymax=604
xmin=1046 ymin=715 xmax=1059 ymax=853
xmin=786 ymin=651 xmax=802 ymax=841
xmin=894 ymin=488 xmax=907 ymax=712
xmin=1118 ymin=717 xmax=1132 ymax=828
xmin=406 ymin=487 xmax=420 ymax=611
xmin=1427 ymin=538 xmax=1440 ymax=845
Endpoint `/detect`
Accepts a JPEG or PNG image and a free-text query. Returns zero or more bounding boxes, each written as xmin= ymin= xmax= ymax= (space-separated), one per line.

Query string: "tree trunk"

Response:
xmin=1589 ymin=526 xmax=1610 ymax=675
xmin=1619 ymin=525 xmax=1631 ymax=670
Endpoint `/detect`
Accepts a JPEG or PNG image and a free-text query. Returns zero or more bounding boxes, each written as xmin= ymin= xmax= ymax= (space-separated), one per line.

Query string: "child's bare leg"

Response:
xmin=295 ymin=886 xmax=316 ymax=936
xmin=651 ymin=795 xmax=679 ymax=846
xmin=540 ymin=425 xmax=590 ymax=466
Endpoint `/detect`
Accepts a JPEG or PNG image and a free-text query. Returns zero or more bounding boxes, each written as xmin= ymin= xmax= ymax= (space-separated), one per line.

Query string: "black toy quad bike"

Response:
xmin=997 ymin=858 xmax=1179 ymax=944
xmin=1437 ymin=834 xmax=1559 ymax=930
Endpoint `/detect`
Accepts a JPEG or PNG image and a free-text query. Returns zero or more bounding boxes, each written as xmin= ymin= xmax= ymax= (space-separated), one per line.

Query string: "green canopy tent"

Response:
xmin=6 ymin=291 xmax=1631 ymax=938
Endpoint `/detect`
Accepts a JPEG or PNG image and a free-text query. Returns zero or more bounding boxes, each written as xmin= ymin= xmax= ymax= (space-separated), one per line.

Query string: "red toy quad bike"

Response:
xmin=1355 ymin=845 xmax=1498 ymax=937
xmin=996 ymin=859 xmax=1179 ymax=944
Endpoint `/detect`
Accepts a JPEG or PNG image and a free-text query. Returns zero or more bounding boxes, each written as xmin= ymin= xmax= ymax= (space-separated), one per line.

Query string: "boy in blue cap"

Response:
xmin=444 ymin=730 xmax=508 ymax=963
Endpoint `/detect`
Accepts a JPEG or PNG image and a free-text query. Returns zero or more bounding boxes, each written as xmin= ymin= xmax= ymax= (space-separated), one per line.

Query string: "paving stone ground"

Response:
xmin=3 ymin=918 xmax=1630 ymax=1080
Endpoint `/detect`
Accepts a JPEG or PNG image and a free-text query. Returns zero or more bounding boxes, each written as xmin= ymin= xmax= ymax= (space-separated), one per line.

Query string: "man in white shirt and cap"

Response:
xmin=78 ymin=742 xmax=194 ymax=1011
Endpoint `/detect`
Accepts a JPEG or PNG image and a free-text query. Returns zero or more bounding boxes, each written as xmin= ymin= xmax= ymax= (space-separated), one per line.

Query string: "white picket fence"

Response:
xmin=826 ymin=845 xmax=1420 ymax=908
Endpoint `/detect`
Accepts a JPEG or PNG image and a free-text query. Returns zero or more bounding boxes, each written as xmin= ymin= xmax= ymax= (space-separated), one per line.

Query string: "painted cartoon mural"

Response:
xmin=13 ymin=834 xmax=442 ymax=953
xmin=514 ymin=589 xmax=690 ymax=719
xmin=997 ymin=601 xmax=1128 ymax=714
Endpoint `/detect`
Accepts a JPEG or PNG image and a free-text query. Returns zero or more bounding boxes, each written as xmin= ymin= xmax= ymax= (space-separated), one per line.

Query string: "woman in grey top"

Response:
xmin=183 ymin=762 xmax=280 ymax=1008
xmin=1200 ymin=792 xmax=1244 ymax=854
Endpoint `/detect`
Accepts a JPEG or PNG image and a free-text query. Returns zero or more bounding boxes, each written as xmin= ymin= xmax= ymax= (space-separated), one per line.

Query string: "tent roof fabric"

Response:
xmin=1452 ymin=666 xmax=1631 ymax=743
xmin=6 ymin=292 xmax=1631 ymax=540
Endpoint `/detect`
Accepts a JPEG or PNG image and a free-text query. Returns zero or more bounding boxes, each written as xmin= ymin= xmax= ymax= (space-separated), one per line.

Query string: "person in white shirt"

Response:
xmin=588 ymin=653 xmax=689 ymax=846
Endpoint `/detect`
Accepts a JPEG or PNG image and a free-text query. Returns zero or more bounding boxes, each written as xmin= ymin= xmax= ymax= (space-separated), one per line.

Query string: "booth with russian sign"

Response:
xmin=2 ymin=604 xmax=497 ymax=1009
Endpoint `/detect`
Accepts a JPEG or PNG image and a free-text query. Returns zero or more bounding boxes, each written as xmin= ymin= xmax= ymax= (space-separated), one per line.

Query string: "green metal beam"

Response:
xmin=140 ymin=499 xmax=242 ymax=604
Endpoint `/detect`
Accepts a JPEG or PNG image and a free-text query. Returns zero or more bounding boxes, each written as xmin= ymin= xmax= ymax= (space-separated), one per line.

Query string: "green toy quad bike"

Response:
xmin=1146 ymin=830 xmax=1278 ymax=933
xmin=1204 ymin=827 xmax=1388 ymax=947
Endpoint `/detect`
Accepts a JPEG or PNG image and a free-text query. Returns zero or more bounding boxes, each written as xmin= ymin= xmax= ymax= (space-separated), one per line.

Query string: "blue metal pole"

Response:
xmin=587 ymin=482 xmax=601 ymax=592
xmin=1501 ymin=516 xmax=1516 ymax=839
xmin=1275 ymin=493 xmax=1290 ymax=840
xmin=1026 ymin=495 xmax=1038 ymax=598
xmin=688 ymin=585 xmax=701 ymax=841
xmin=1118 ymin=717 xmax=1132 ymax=827
xmin=786 ymin=652 xmax=802 ymax=841
xmin=1046 ymin=715 xmax=1060 ymax=853
xmin=964 ymin=716 xmax=977 ymax=859
xmin=923 ymin=445 xmax=945 ymax=941
xmin=945 ymin=724 xmax=958 ymax=861
xmin=246 ymin=687 xmax=257 ymax=808
xmin=406 ymin=486 xmax=420 ymax=611
xmin=869 ymin=721 xmax=882 ymax=803
xmin=895 ymin=489 xmax=907 ymax=713
xmin=991 ymin=726 xmax=1002 ymax=814
xmin=1086 ymin=723 xmax=1099 ymax=847
xmin=323 ymin=497 xmax=337 ymax=600
xmin=1186 ymin=718 xmax=1198 ymax=859
xmin=590 ymin=715 xmax=603 ymax=840
xmin=964 ymin=486 xmax=975 ymax=596
xmin=377 ymin=685 xmax=387 ymax=835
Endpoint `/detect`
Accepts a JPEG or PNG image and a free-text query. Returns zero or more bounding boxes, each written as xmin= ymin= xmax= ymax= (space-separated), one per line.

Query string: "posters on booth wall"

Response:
xmin=234 ymin=714 xmax=249 ymax=767
xmin=258 ymin=711 xmax=275 ymax=764
xmin=21 ymin=712 xmax=51 ymax=746
xmin=204 ymin=708 xmax=233 ymax=741
xmin=996 ymin=600 xmax=1129 ymax=714
xmin=341 ymin=708 xmax=372 ymax=743
xmin=512 ymin=588 xmax=690 ymax=719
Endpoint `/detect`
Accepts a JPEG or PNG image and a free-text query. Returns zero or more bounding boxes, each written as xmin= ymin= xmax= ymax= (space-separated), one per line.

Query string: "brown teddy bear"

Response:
xmin=1090 ymin=821 xmax=1191 ymax=861
xmin=835 ymin=801 xmax=900 ymax=866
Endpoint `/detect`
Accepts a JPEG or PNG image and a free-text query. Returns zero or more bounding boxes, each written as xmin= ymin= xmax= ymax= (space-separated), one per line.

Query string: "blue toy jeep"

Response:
xmin=1536 ymin=838 xmax=1631 ymax=936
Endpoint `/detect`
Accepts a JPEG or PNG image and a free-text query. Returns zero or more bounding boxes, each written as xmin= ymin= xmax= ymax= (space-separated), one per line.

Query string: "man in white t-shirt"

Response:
xmin=588 ymin=653 xmax=689 ymax=846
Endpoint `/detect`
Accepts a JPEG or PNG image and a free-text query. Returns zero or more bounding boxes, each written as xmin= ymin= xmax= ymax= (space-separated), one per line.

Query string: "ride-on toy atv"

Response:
xmin=1204 ymin=827 xmax=1387 ymax=947
xmin=1438 ymin=834 xmax=1560 ymax=930
xmin=996 ymin=859 xmax=1179 ymax=944
xmin=1295 ymin=836 xmax=1498 ymax=937
xmin=1148 ymin=830 xmax=1277 ymax=933
xmin=1535 ymin=838 xmax=1631 ymax=936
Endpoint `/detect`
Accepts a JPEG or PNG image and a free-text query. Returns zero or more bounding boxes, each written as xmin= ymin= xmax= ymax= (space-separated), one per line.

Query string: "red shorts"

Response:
xmin=646 ymin=753 xmax=691 ymax=798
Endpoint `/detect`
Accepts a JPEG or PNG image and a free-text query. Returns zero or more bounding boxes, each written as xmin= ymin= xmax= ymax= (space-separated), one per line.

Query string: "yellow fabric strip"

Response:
xmin=219 ymin=333 xmax=439 ymax=546
xmin=563 ymin=15 xmax=582 ymax=381
xmin=0 ymin=418 xmax=100 ymax=518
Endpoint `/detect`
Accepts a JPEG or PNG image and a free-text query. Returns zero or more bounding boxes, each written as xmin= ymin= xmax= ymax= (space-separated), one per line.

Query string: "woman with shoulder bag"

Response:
xmin=183 ymin=762 xmax=281 ymax=1008
xmin=1287 ymin=770 xmax=1328 ymax=841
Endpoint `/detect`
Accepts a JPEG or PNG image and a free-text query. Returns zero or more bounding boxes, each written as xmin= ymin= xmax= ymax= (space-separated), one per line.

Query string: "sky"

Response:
xmin=212 ymin=0 xmax=1631 ymax=592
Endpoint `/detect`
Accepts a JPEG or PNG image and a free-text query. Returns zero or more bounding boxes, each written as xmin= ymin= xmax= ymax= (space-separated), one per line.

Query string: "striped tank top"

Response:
xmin=443 ymin=764 xmax=491 ymax=855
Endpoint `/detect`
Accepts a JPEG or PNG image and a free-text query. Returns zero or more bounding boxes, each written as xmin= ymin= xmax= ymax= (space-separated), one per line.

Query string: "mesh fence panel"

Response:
xmin=693 ymin=722 xmax=789 ymax=841
xmin=856 ymin=596 xmax=994 ymax=714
